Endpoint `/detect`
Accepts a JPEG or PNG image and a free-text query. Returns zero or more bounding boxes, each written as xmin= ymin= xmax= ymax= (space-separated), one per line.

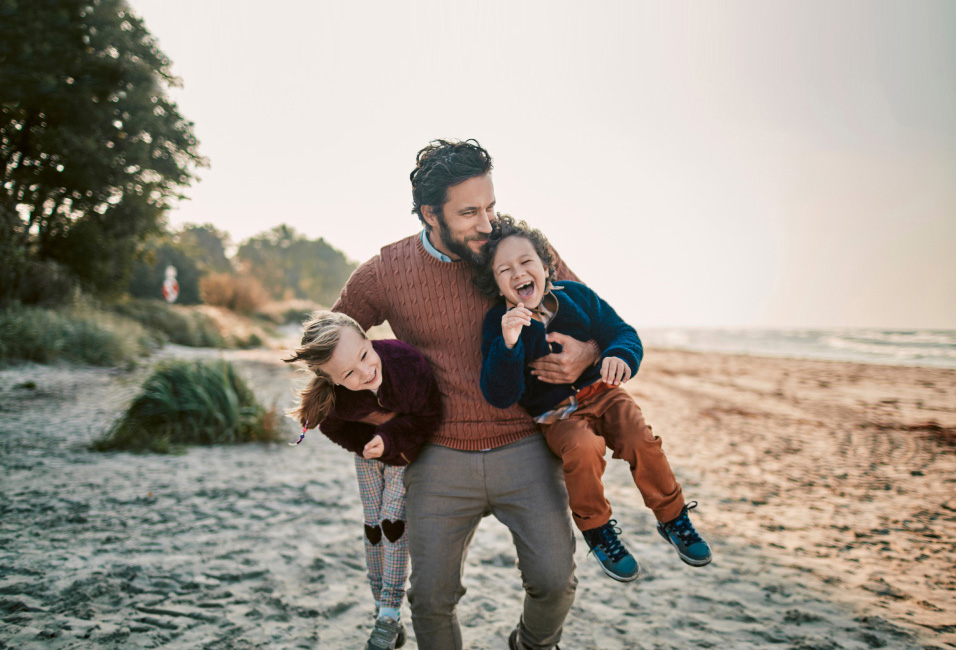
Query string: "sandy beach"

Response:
xmin=1 ymin=343 xmax=954 ymax=649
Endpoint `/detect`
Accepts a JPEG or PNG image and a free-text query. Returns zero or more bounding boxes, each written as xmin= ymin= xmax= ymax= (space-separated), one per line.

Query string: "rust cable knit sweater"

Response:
xmin=332 ymin=233 xmax=577 ymax=451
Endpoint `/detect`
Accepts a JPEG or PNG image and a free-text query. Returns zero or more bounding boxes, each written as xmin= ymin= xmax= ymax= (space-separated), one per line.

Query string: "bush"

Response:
xmin=0 ymin=304 xmax=150 ymax=367
xmin=107 ymin=299 xmax=224 ymax=348
xmin=199 ymin=273 xmax=269 ymax=315
xmin=92 ymin=359 xmax=282 ymax=453
xmin=0 ymin=255 xmax=78 ymax=308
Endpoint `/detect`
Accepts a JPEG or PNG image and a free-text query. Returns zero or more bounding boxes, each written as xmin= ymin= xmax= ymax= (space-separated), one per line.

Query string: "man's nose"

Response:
xmin=476 ymin=213 xmax=493 ymax=234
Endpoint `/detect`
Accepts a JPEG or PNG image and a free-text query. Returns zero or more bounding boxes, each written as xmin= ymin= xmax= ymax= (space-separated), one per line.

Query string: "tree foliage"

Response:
xmin=0 ymin=0 xmax=205 ymax=301
xmin=236 ymin=225 xmax=357 ymax=306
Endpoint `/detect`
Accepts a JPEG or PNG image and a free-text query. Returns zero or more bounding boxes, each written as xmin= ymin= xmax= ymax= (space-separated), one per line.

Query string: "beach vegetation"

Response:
xmin=93 ymin=359 xmax=282 ymax=453
xmin=199 ymin=273 xmax=270 ymax=316
xmin=235 ymin=225 xmax=357 ymax=307
xmin=1 ymin=0 xmax=206 ymax=304
xmin=105 ymin=298 xmax=225 ymax=348
xmin=0 ymin=303 xmax=151 ymax=367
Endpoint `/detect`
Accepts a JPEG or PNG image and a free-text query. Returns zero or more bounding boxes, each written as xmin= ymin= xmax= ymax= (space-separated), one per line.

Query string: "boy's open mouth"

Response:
xmin=515 ymin=281 xmax=535 ymax=301
xmin=364 ymin=368 xmax=378 ymax=385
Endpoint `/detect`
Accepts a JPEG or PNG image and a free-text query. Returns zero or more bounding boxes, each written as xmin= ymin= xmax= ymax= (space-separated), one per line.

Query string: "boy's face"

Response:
xmin=319 ymin=326 xmax=383 ymax=393
xmin=492 ymin=235 xmax=549 ymax=310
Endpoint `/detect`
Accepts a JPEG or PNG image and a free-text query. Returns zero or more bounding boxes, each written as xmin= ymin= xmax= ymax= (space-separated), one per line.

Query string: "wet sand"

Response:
xmin=1 ymin=345 xmax=953 ymax=649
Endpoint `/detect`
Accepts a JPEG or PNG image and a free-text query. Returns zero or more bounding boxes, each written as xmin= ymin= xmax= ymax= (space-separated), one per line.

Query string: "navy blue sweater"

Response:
xmin=480 ymin=281 xmax=643 ymax=417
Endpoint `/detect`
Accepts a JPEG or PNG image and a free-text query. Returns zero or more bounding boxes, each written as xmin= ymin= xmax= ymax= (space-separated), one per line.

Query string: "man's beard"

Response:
xmin=436 ymin=215 xmax=488 ymax=267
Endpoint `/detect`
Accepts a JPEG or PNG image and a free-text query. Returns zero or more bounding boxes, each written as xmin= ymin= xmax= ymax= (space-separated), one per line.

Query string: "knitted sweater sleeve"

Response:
xmin=317 ymin=413 xmax=376 ymax=458
xmin=479 ymin=307 xmax=528 ymax=409
xmin=332 ymin=255 xmax=387 ymax=330
xmin=373 ymin=349 xmax=442 ymax=466
xmin=573 ymin=283 xmax=644 ymax=377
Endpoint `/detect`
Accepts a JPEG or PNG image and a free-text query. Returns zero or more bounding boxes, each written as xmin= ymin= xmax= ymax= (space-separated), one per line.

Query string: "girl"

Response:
xmin=285 ymin=311 xmax=441 ymax=650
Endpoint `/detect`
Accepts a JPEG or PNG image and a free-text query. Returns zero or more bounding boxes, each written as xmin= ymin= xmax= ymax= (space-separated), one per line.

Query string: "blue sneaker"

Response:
xmin=657 ymin=501 xmax=712 ymax=566
xmin=581 ymin=519 xmax=640 ymax=582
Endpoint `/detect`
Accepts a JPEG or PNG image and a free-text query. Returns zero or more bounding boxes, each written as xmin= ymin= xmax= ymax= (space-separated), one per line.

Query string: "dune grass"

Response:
xmin=92 ymin=359 xmax=282 ymax=453
xmin=106 ymin=299 xmax=225 ymax=348
xmin=0 ymin=304 xmax=151 ymax=367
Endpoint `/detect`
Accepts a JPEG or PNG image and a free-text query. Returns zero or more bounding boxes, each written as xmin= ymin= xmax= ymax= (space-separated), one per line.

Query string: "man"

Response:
xmin=333 ymin=139 xmax=598 ymax=650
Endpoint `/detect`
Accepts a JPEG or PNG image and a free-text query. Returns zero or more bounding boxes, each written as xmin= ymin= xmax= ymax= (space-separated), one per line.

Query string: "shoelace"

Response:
xmin=594 ymin=519 xmax=629 ymax=562
xmin=666 ymin=501 xmax=703 ymax=544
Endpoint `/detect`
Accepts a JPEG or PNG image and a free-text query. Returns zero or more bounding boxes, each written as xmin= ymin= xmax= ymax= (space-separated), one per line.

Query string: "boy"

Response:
xmin=476 ymin=216 xmax=712 ymax=582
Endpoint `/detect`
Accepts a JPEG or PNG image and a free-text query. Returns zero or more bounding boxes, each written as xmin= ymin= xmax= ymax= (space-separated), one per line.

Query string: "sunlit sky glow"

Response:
xmin=128 ymin=0 xmax=956 ymax=329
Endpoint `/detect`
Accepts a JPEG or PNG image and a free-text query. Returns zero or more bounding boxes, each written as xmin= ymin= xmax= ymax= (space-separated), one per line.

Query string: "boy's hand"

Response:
xmin=363 ymin=434 xmax=385 ymax=459
xmin=600 ymin=356 xmax=631 ymax=386
xmin=531 ymin=333 xmax=599 ymax=384
xmin=501 ymin=303 xmax=533 ymax=348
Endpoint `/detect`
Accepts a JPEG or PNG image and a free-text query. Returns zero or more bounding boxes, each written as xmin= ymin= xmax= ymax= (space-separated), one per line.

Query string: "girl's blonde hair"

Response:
xmin=284 ymin=310 xmax=368 ymax=428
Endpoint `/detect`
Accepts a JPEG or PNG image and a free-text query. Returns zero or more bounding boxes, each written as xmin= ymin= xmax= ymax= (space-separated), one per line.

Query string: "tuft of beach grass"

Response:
xmin=93 ymin=359 xmax=282 ymax=453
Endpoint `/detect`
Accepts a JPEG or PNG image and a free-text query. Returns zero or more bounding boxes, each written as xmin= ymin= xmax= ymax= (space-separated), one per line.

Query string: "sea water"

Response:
xmin=639 ymin=328 xmax=956 ymax=369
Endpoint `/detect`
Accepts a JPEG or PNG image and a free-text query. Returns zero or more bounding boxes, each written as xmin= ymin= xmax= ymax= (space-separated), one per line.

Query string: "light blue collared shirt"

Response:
xmin=420 ymin=229 xmax=453 ymax=263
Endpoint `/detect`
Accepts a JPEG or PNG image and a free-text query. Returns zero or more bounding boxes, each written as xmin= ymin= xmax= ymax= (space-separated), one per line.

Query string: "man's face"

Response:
xmin=423 ymin=174 xmax=495 ymax=265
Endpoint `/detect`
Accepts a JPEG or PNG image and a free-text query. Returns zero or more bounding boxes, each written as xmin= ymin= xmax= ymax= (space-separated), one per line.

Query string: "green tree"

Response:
xmin=0 ymin=0 xmax=205 ymax=301
xmin=178 ymin=223 xmax=231 ymax=274
xmin=236 ymin=225 xmax=357 ymax=306
xmin=128 ymin=233 xmax=202 ymax=305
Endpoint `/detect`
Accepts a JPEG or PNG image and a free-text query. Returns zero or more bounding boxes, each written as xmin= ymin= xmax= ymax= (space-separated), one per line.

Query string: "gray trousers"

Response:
xmin=405 ymin=434 xmax=578 ymax=650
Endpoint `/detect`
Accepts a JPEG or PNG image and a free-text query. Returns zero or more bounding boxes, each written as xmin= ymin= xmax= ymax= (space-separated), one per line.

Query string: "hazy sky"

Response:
xmin=128 ymin=0 xmax=956 ymax=329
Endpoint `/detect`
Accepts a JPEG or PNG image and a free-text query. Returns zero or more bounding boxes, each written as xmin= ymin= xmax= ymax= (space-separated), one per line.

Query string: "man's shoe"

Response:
xmin=581 ymin=519 xmax=640 ymax=582
xmin=509 ymin=626 xmax=560 ymax=649
xmin=366 ymin=616 xmax=406 ymax=650
xmin=657 ymin=501 xmax=712 ymax=566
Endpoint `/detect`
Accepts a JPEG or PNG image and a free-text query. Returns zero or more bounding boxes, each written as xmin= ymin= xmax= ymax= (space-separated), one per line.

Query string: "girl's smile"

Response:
xmin=319 ymin=326 xmax=383 ymax=393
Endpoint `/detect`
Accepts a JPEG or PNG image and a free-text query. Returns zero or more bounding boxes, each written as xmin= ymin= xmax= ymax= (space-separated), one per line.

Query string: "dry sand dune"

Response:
xmin=1 ymin=344 xmax=953 ymax=649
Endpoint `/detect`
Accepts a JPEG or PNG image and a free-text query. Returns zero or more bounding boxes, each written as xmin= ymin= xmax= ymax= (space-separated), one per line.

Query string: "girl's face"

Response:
xmin=318 ymin=326 xmax=383 ymax=393
xmin=492 ymin=235 xmax=549 ymax=310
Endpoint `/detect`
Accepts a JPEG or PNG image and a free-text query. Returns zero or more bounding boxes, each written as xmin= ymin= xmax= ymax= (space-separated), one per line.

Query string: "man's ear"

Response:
xmin=421 ymin=205 xmax=440 ymax=230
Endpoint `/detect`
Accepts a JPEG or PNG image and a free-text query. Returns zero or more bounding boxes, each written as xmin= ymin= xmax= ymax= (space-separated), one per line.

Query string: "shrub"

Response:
xmin=92 ymin=359 xmax=282 ymax=453
xmin=199 ymin=273 xmax=269 ymax=315
xmin=107 ymin=299 xmax=224 ymax=348
xmin=0 ymin=304 xmax=150 ymax=367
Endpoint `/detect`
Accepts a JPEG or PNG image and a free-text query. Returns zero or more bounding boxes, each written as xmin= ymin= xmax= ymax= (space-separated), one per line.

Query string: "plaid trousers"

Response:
xmin=354 ymin=456 xmax=408 ymax=610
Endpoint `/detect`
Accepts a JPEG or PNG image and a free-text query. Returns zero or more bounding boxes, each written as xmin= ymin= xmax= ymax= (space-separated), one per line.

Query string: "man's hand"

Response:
xmin=600 ymin=356 xmax=631 ymax=386
xmin=529 ymin=332 xmax=600 ymax=384
xmin=502 ymin=303 xmax=533 ymax=349
xmin=359 ymin=411 xmax=396 ymax=426
xmin=363 ymin=434 xmax=385 ymax=459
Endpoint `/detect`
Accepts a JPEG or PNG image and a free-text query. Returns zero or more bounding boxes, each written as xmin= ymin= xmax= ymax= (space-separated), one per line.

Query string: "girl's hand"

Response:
xmin=363 ymin=434 xmax=385 ymax=459
xmin=502 ymin=303 xmax=533 ymax=349
xmin=600 ymin=356 xmax=631 ymax=386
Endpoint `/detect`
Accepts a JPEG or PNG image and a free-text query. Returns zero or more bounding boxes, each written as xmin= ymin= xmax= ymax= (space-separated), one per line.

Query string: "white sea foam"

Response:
xmin=640 ymin=328 xmax=956 ymax=368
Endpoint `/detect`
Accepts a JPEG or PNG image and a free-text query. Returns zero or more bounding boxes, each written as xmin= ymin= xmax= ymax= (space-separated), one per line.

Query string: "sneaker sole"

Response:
xmin=658 ymin=528 xmax=712 ymax=567
xmin=591 ymin=554 xmax=641 ymax=582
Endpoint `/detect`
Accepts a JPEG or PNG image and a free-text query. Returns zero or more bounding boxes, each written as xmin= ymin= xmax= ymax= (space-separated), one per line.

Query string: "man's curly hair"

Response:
xmin=473 ymin=215 xmax=557 ymax=300
xmin=410 ymin=139 xmax=493 ymax=229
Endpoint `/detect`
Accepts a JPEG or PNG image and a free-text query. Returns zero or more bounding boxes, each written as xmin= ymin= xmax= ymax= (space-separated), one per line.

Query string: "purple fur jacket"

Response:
xmin=318 ymin=339 xmax=441 ymax=466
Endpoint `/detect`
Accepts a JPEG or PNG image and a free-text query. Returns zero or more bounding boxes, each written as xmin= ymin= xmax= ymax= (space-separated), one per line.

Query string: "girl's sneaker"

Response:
xmin=581 ymin=519 xmax=640 ymax=582
xmin=657 ymin=501 xmax=712 ymax=566
xmin=366 ymin=616 xmax=406 ymax=650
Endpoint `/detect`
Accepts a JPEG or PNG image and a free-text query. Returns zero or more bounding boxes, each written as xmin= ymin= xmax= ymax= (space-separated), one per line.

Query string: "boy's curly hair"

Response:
xmin=473 ymin=215 xmax=557 ymax=300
